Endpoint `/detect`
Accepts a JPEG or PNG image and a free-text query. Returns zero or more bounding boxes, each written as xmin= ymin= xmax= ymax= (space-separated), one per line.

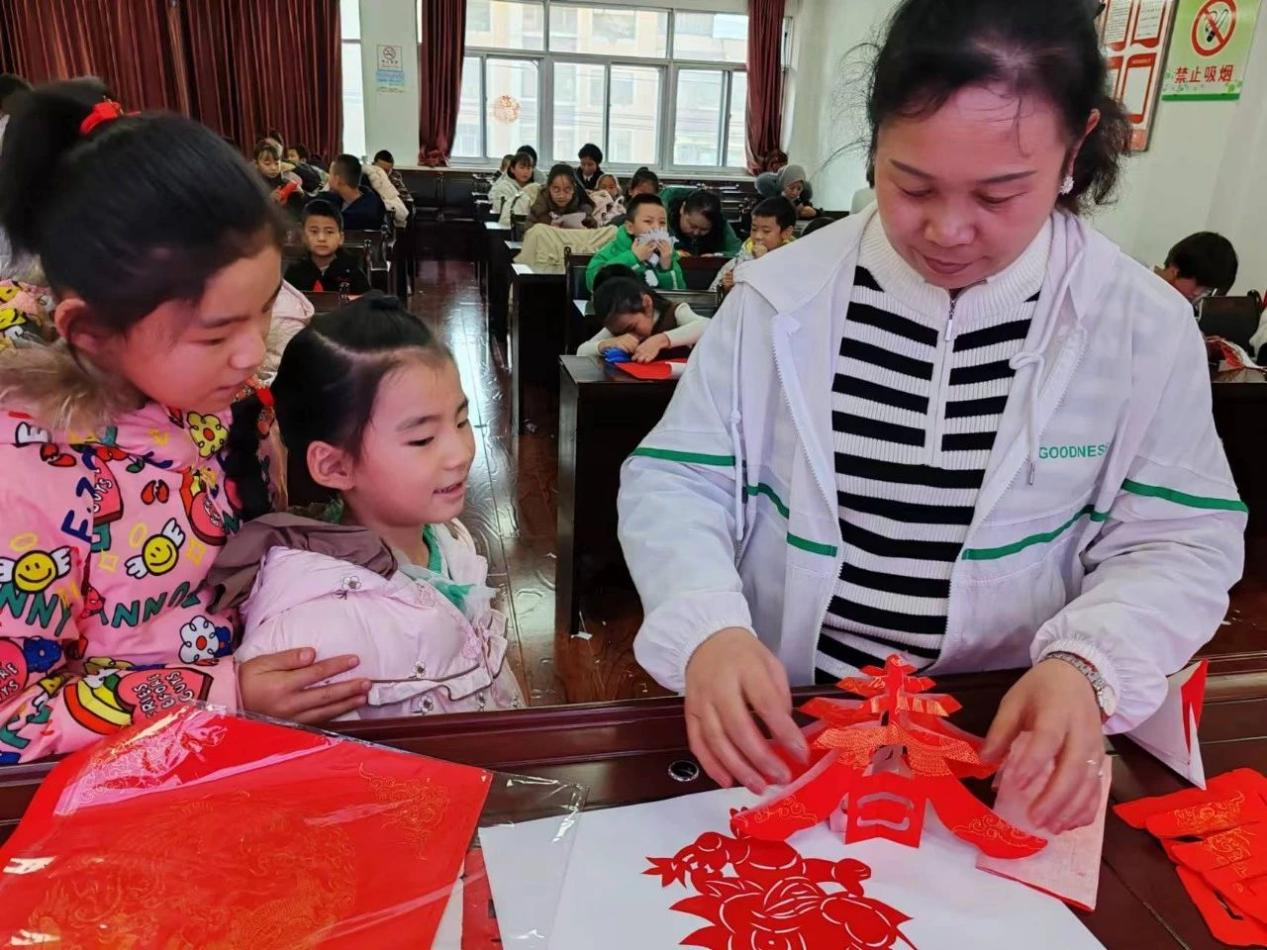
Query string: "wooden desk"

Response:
xmin=557 ymin=355 xmax=677 ymax=635
xmin=4 ymin=657 xmax=1267 ymax=947
xmin=1211 ymin=372 xmax=1267 ymax=537
xmin=509 ymin=263 xmax=566 ymax=435
xmin=486 ymin=225 xmax=514 ymax=342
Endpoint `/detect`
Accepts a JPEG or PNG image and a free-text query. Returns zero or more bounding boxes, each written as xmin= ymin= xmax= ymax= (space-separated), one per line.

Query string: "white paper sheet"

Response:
xmin=432 ymin=871 xmax=464 ymax=949
xmin=481 ymin=788 xmax=1104 ymax=950
xmin=1126 ymin=659 xmax=1208 ymax=788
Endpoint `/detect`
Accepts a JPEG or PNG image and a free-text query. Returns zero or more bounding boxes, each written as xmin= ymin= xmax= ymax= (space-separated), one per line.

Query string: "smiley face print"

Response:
xmin=125 ymin=518 xmax=186 ymax=579
xmin=0 ymin=547 xmax=73 ymax=593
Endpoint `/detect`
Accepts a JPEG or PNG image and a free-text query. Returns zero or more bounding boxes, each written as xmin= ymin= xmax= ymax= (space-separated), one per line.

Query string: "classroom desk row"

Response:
xmin=4 ymin=655 xmax=1267 ymax=948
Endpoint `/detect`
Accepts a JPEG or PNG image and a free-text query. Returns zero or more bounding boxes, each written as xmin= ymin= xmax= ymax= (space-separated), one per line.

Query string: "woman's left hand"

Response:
xmin=800 ymin=205 xmax=818 ymax=219
xmin=981 ymin=658 xmax=1107 ymax=833
xmin=633 ymin=333 xmax=669 ymax=363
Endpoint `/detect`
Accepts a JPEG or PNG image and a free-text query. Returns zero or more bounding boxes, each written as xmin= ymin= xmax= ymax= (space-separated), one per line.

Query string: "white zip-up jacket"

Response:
xmin=618 ymin=207 xmax=1246 ymax=733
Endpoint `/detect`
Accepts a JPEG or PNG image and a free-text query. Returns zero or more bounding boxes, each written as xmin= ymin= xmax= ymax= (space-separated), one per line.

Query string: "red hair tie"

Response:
xmin=79 ymin=99 xmax=125 ymax=137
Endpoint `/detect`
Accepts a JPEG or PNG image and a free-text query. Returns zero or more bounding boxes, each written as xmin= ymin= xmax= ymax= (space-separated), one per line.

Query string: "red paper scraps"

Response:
xmin=646 ymin=829 xmax=915 ymax=950
xmin=461 ymin=847 xmax=501 ymax=949
xmin=614 ymin=357 xmax=687 ymax=380
xmin=1114 ymin=768 xmax=1267 ymax=946
xmin=732 ymin=655 xmax=1046 ymax=861
xmin=0 ymin=704 xmax=492 ymax=949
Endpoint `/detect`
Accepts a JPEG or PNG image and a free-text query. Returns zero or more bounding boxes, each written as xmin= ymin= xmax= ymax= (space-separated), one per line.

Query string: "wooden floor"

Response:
xmin=412 ymin=261 xmax=669 ymax=707
xmin=410 ymin=260 xmax=1265 ymax=708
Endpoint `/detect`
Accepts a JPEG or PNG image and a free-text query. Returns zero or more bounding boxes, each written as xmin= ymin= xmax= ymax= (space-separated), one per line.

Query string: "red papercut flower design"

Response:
xmin=731 ymin=655 xmax=1047 ymax=860
xmin=647 ymin=829 xmax=915 ymax=949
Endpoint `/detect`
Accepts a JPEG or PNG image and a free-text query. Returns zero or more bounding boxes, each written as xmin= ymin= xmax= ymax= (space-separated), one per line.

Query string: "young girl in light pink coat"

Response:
xmin=216 ymin=295 xmax=522 ymax=718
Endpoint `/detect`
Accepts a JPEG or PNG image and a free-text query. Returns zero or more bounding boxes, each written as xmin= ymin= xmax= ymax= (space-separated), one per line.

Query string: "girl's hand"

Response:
xmin=238 ymin=647 xmax=371 ymax=724
xmin=981 ymin=658 xmax=1107 ymax=833
xmin=684 ymin=628 xmax=809 ymax=793
xmin=632 ymin=240 xmax=656 ymax=262
xmin=607 ymin=332 xmax=640 ymax=354
xmin=633 ymin=333 xmax=669 ymax=363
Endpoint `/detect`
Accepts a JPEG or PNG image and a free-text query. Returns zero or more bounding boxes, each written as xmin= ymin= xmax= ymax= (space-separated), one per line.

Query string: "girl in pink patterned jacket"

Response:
xmin=0 ymin=80 xmax=370 ymax=764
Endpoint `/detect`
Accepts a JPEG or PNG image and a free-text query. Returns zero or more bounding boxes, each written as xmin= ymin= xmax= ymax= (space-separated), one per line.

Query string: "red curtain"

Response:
xmin=178 ymin=0 xmax=341 ymax=161
xmin=0 ymin=0 xmax=188 ymax=113
xmin=0 ymin=0 xmax=341 ymax=162
xmin=418 ymin=0 xmax=466 ymax=166
xmin=745 ymin=0 xmax=787 ymax=175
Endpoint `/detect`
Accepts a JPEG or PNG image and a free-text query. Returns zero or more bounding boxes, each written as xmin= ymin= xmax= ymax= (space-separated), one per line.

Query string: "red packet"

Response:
xmin=461 ymin=846 xmax=501 ymax=948
xmin=1113 ymin=768 xmax=1267 ymax=831
xmin=0 ymin=705 xmax=492 ymax=949
xmin=1176 ymin=865 xmax=1267 ymax=947
xmin=978 ymin=763 xmax=1111 ymax=911
xmin=614 ymin=357 xmax=687 ymax=380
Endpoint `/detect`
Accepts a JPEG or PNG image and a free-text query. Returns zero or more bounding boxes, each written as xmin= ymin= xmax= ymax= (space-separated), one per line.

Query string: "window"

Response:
xmin=673 ymin=13 xmax=748 ymax=64
xmin=553 ymin=62 xmax=605 ymax=162
xmin=465 ymin=0 xmax=544 ymax=51
xmin=340 ymin=1 xmax=365 ymax=157
xmin=442 ymin=0 xmax=752 ymax=170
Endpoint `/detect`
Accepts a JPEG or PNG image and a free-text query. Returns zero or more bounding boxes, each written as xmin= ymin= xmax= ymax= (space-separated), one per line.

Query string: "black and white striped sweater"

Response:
xmin=816 ymin=220 xmax=1051 ymax=681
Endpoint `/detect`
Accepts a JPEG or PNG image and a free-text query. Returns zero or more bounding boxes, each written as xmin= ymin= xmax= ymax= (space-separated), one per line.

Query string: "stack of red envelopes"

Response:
xmin=0 ymin=705 xmax=492 ymax=948
xmin=1115 ymin=768 xmax=1267 ymax=946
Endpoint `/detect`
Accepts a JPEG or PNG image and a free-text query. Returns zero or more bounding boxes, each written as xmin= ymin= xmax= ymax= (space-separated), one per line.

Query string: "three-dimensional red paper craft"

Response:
xmin=646 ymin=829 xmax=915 ymax=949
xmin=0 ymin=704 xmax=491 ymax=949
xmin=1115 ymin=768 xmax=1267 ymax=946
xmin=731 ymin=655 xmax=1047 ymax=860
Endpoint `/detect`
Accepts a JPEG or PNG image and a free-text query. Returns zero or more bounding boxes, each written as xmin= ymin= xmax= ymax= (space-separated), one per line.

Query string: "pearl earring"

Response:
xmin=1060 ymin=175 xmax=1075 ymax=196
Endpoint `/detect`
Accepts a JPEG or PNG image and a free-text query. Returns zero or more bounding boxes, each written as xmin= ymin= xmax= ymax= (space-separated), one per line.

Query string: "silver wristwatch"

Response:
xmin=1046 ymin=651 xmax=1118 ymax=720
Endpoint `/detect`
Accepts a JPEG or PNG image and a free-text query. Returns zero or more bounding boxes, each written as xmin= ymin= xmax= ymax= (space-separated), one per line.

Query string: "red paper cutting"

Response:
xmin=731 ymin=655 xmax=1047 ymax=861
xmin=646 ymin=828 xmax=915 ymax=949
xmin=1115 ymin=768 xmax=1267 ymax=945
xmin=0 ymin=704 xmax=492 ymax=949
xmin=614 ymin=357 xmax=687 ymax=380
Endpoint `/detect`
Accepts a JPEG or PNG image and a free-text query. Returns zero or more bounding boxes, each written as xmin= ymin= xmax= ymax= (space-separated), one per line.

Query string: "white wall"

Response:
xmin=784 ymin=0 xmax=1267 ymax=292
xmin=358 ymin=0 xmax=421 ymax=165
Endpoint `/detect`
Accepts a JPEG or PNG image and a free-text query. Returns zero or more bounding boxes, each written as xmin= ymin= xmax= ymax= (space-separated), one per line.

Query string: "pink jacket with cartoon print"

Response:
xmin=0 ymin=344 xmax=269 ymax=763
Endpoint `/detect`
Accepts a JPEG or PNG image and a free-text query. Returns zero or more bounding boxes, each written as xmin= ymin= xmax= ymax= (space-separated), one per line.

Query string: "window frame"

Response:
xmin=450 ymin=0 xmax=751 ymax=174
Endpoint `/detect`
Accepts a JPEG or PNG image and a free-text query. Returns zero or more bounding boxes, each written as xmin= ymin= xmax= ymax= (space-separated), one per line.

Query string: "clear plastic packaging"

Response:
xmin=0 ymin=703 xmax=585 ymax=948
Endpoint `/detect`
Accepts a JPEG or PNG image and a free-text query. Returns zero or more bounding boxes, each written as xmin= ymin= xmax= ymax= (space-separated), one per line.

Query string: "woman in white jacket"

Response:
xmin=619 ymin=0 xmax=1245 ymax=834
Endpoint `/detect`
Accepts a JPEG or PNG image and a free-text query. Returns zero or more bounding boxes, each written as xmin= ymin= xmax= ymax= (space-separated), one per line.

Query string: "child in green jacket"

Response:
xmin=586 ymin=194 xmax=686 ymax=292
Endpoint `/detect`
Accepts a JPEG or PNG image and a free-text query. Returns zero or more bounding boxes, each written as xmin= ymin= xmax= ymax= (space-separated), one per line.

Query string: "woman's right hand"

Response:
xmin=238 ymin=647 xmax=371 ymax=724
xmin=684 ymin=628 xmax=808 ymax=794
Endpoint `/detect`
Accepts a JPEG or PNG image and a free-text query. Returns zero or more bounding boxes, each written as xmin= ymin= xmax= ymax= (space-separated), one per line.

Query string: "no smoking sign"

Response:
xmin=1192 ymin=0 xmax=1237 ymax=55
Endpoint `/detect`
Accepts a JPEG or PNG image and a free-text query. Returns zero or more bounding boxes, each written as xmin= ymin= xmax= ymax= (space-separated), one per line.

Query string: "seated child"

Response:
xmin=214 ymin=295 xmax=523 ymax=718
xmin=712 ymin=196 xmax=797 ymax=292
xmin=490 ymin=150 xmax=536 ymax=223
xmin=526 ymin=163 xmax=596 ymax=229
xmin=255 ymin=141 xmax=304 ymax=213
xmin=284 ymin=201 xmax=371 ymax=295
xmin=589 ymin=173 xmax=625 ymax=226
xmin=576 ymin=142 xmax=604 ymax=191
xmin=577 ymin=264 xmax=709 ymax=363
xmin=495 ymin=153 xmax=515 ymax=179
xmin=625 ymin=166 xmax=660 ymax=201
xmin=586 ymin=193 xmax=685 ymax=291
xmin=1155 ymin=232 xmax=1239 ymax=307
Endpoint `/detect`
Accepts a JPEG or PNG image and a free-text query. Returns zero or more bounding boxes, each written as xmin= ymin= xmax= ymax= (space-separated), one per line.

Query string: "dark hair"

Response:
xmin=291 ymin=143 xmax=310 ymax=161
xmin=625 ymin=193 xmax=665 ymax=220
xmin=762 ymin=150 xmax=788 ymax=172
xmin=801 ymin=215 xmax=836 ymax=237
xmin=254 ymin=140 xmax=280 ymax=162
xmin=517 ymin=144 xmax=539 ymax=164
xmin=511 ymin=150 xmax=535 ymax=170
xmin=592 ymin=266 xmax=672 ymax=335
xmin=373 ymin=149 xmax=395 ymax=164
xmin=331 ymin=153 xmax=363 ymax=188
xmin=272 ymin=294 xmax=453 ymax=490
xmin=752 ymin=196 xmax=797 ymax=231
xmin=578 ymin=143 xmax=603 ymax=164
xmin=1165 ymin=232 xmax=1239 ymax=295
xmin=303 ymin=199 xmax=344 ymax=231
xmin=626 ymin=166 xmax=660 ymax=198
xmin=669 ymin=189 xmax=727 ymax=254
xmin=0 ymin=78 xmax=283 ymax=334
xmin=0 ymin=74 xmax=30 ymax=109
xmin=868 ymin=0 xmax=1131 ymax=213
